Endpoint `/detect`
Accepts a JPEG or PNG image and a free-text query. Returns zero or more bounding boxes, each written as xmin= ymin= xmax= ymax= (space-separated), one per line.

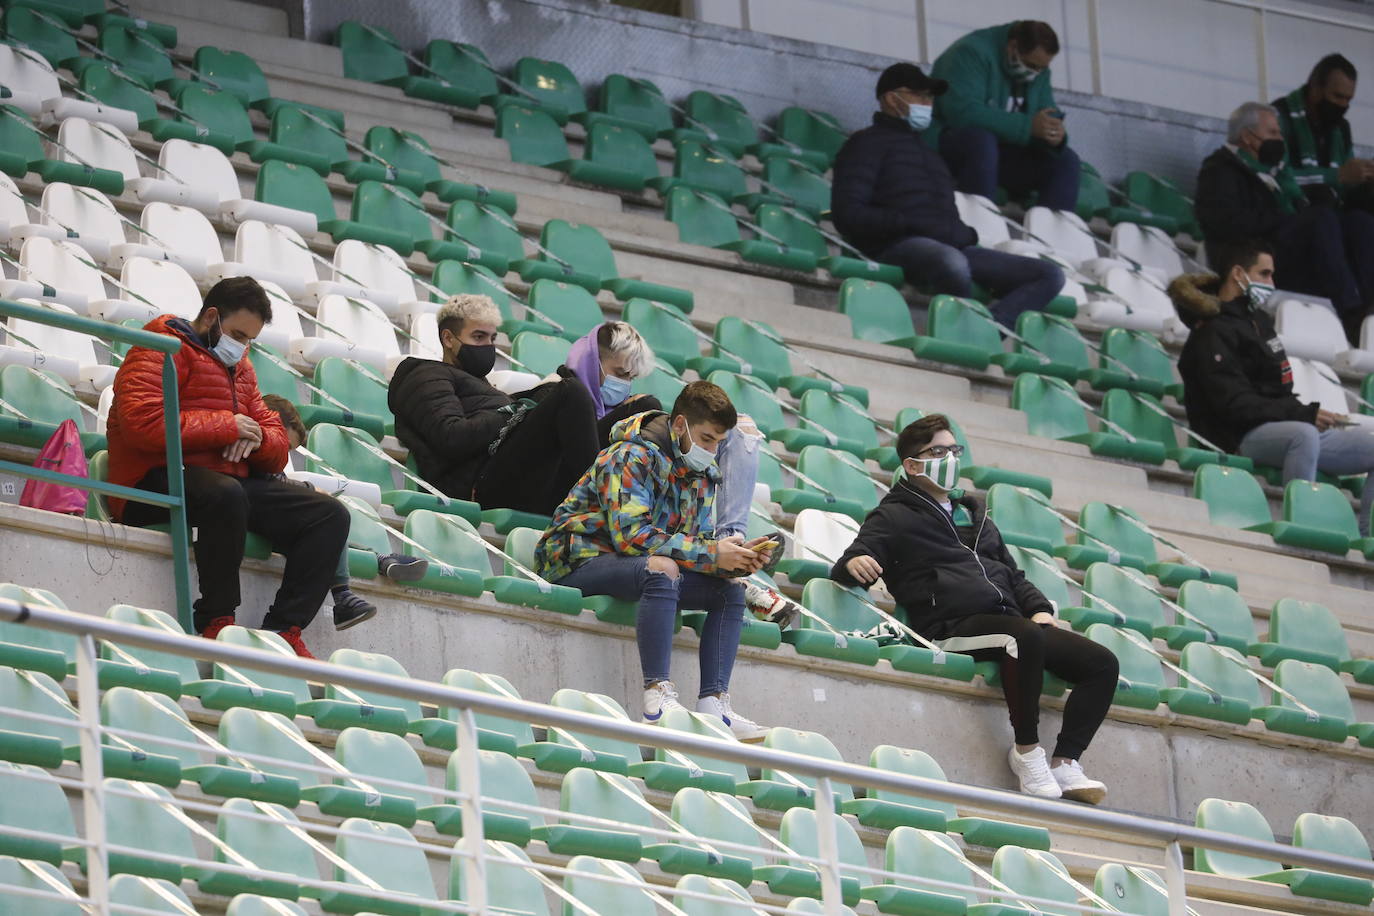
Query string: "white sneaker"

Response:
xmin=642 ymin=681 xmax=685 ymax=724
xmin=698 ymin=693 xmax=768 ymax=742
xmin=1007 ymin=746 xmax=1062 ymax=798
xmin=743 ymin=582 xmax=801 ymax=628
xmin=1050 ymin=759 xmax=1107 ymax=805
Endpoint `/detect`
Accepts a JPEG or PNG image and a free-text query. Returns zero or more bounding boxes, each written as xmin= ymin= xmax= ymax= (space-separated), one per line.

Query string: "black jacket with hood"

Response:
xmin=829 ymin=481 xmax=1051 ymax=639
xmin=1168 ymin=273 xmax=1318 ymax=454
xmin=830 ymin=112 xmax=979 ymax=259
xmin=387 ymin=356 xmax=512 ymax=499
xmin=1193 ymin=145 xmax=1305 ymax=244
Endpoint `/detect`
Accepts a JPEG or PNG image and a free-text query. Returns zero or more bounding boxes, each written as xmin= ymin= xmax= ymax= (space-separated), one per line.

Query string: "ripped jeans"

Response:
xmin=557 ymin=553 xmax=745 ymax=696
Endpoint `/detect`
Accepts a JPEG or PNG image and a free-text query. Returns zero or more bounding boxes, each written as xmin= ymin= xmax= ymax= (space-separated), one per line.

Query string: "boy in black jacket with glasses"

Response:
xmin=832 ymin=414 xmax=1118 ymax=804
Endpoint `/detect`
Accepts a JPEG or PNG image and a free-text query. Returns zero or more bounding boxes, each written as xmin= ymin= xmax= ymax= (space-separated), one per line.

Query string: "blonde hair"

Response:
xmin=436 ymin=293 xmax=502 ymax=340
xmin=598 ymin=320 xmax=655 ymax=379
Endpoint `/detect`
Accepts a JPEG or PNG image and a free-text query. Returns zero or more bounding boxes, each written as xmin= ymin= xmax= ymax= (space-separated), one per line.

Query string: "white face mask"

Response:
xmin=904 ymin=453 xmax=961 ymax=491
xmin=212 ymin=315 xmax=248 ymax=367
xmin=676 ymin=423 xmax=715 ymax=472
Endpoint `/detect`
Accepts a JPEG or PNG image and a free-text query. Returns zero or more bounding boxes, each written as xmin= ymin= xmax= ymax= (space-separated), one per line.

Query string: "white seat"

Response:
xmin=1342 ymin=315 xmax=1374 ymax=375
xmin=404 ymin=310 xmax=443 ymax=361
xmin=791 ymin=508 xmax=859 ymax=568
xmin=284 ymin=451 xmax=383 ymax=507
xmin=124 ymin=138 xmax=232 ymax=214
xmin=103 ymin=257 xmax=202 ymax=324
xmin=1024 ymin=207 xmax=1135 ymax=281
xmin=0 ymin=299 xmax=114 ymax=390
xmin=1275 ymin=296 xmax=1346 ymax=365
xmin=96 ymin=384 xmax=113 ymax=434
xmin=308 ymin=240 xmax=418 ymax=317
xmin=1 ymin=236 xmax=109 ymax=313
xmin=1289 ymin=356 xmax=1365 ymax=420
xmin=954 ymin=192 xmax=1011 ymax=247
xmin=291 ymin=294 xmax=396 ymax=368
xmin=211 ymin=220 xmax=317 ymax=299
xmin=1088 ymin=265 xmax=1173 ymax=333
xmin=109 ymin=202 xmax=219 ymax=279
xmin=55 ymin=117 xmax=139 ymax=181
xmin=1109 ymin=222 xmax=1184 ymax=282
xmin=10 ymin=183 xmax=127 ymax=265
xmin=255 ymin=278 xmax=306 ymax=356
xmin=487 ymin=369 xmax=541 ymax=394
xmin=0 ymin=172 xmax=32 ymax=247
xmin=0 ymin=43 xmax=60 ymax=115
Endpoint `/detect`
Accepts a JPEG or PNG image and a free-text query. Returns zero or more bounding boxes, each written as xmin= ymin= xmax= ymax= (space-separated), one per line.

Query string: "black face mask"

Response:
xmin=455 ymin=343 xmax=496 ymax=378
xmin=1315 ymin=99 xmax=1348 ymax=125
xmin=1256 ymin=138 xmax=1286 ymax=167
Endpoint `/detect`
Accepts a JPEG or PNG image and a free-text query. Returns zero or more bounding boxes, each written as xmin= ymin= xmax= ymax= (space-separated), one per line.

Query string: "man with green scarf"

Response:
xmin=1195 ymin=101 xmax=1373 ymax=341
xmin=1273 ymin=54 xmax=1374 ymax=210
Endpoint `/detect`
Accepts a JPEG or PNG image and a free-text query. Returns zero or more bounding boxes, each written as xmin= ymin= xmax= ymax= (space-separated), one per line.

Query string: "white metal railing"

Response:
xmin=1 ymin=598 xmax=1372 ymax=916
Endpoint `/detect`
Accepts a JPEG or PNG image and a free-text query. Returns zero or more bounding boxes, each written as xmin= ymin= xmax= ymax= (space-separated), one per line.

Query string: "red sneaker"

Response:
xmin=199 ymin=616 xmax=235 ymax=640
xmin=275 ymin=626 xmax=315 ymax=659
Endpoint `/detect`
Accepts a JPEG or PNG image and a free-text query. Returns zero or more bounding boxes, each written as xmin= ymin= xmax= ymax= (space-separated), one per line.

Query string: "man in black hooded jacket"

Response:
xmin=832 ymin=413 xmax=1118 ymax=804
xmin=387 ymin=293 xmax=600 ymax=515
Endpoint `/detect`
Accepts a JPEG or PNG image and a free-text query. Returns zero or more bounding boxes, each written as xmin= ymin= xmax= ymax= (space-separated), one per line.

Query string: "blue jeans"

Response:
xmin=1238 ymin=421 xmax=1374 ymax=535
xmin=557 ymin=553 xmax=745 ymax=696
xmin=939 ymin=125 xmax=1081 ymax=211
xmin=714 ymin=423 xmax=762 ymax=538
xmin=877 ymin=238 xmax=1065 ymax=326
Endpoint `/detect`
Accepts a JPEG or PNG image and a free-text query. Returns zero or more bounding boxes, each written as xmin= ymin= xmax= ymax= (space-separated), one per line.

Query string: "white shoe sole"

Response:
xmin=729 ymin=722 xmax=769 ymax=743
xmin=1059 ymin=783 xmax=1107 ymax=805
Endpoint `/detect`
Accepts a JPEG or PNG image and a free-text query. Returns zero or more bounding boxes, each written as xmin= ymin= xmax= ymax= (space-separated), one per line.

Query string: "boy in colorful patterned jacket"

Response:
xmin=535 ymin=380 xmax=775 ymax=741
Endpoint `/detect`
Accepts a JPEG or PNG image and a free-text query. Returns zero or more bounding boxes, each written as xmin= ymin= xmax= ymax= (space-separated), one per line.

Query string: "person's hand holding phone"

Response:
xmin=717 ymin=535 xmax=765 ymax=574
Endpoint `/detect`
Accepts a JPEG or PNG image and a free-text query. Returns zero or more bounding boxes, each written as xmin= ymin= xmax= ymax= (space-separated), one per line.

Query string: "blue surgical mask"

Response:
xmin=600 ymin=374 xmax=633 ymax=406
xmin=677 ymin=424 xmax=715 ymax=472
xmin=212 ymin=316 xmax=247 ymax=367
xmin=906 ymin=102 xmax=933 ymax=131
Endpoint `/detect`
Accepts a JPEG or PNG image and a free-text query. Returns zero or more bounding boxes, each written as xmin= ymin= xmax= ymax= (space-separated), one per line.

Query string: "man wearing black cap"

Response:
xmin=831 ymin=63 xmax=1065 ymax=326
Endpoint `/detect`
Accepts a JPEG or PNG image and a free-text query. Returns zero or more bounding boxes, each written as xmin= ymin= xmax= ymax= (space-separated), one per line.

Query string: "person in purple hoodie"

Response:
xmin=559 ymin=321 xmax=803 ymax=627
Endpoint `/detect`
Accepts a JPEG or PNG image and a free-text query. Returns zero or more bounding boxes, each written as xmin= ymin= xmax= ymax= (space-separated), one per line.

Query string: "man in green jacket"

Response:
xmin=929 ymin=20 xmax=1079 ymax=211
xmin=1273 ymin=54 xmax=1374 ymax=212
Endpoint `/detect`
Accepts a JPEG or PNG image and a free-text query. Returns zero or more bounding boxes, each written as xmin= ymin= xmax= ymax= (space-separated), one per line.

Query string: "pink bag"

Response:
xmin=20 ymin=419 xmax=89 ymax=516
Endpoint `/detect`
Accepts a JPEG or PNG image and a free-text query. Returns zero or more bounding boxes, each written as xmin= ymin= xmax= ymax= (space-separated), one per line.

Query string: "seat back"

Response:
xmin=1288 ymin=356 xmax=1351 ymax=415
xmin=0 ymin=364 xmax=84 ymax=428
xmin=1268 ymin=597 xmax=1350 ymax=665
xmin=449 ymin=748 xmax=540 ymax=829
xmin=332 ymin=239 xmax=418 ymax=305
xmin=324 ymin=648 xmax=421 ymax=719
xmin=364 ymin=126 xmax=442 ymax=186
xmin=1076 ymin=502 xmax=1157 ymax=566
xmin=424 ymin=39 xmax=499 ymax=104
xmin=792 ymin=509 xmax=859 ymax=568
xmin=351 ymin=180 xmax=429 ymax=244
xmin=1006 ymin=545 xmax=1076 ymax=609
xmin=1101 ymin=266 xmax=1175 ymax=324
xmin=1099 ymin=327 xmax=1179 ymax=391
xmin=512 ymin=56 xmax=586 ymax=120
xmin=218 ymin=707 xmax=317 ymax=786
xmin=684 ymin=90 xmax=758 ymax=154
xmin=334 ymin=817 xmax=437 ymax=902
xmin=798 ymin=389 xmax=878 ymax=454
xmin=404 ymin=510 xmax=491 ymax=574
xmin=21 ymin=236 xmax=107 ymax=301
xmin=103 ymin=605 xmax=199 ymax=684
xmin=1085 ymin=623 xmax=1165 ymax=691
xmin=991 ymin=846 xmax=1081 ymax=916
xmin=1292 ymin=813 xmax=1372 ymax=864
xmin=712 ymin=316 xmax=791 ymax=382
xmin=539 ymin=219 xmax=619 ymax=283
xmin=795 ymin=446 xmax=881 ymax=514
xmin=445 ymin=199 xmax=526 ymax=269
xmin=1011 ymin=373 xmax=1091 ymax=440
xmin=1014 ymin=312 xmax=1091 ymax=372
xmin=98 ymin=22 xmax=171 ymax=86
xmin=122 ymin=257 xmax=201 ymax=320
xmin=161 ymin=138 xmax=241 ymax=203
xmin=142 ymin=201 xmax=221 ymax=265
xmin=583 ymin=121 xmax=658 ymax=182
xmin=1192 ymin=464 xmax=1271 ymax=529
xmin=335 ymin=727 xmax=432 ymax=806
xmin=101 ymin=685 xmax=201 ymax=768
xmin=56 ymin=117 xmax=138 ymax=180
xmin=560 ymin=767 xmax=654 ymax=833
xmin=268 ymin=105 xmax=348 ymax=169
xmin=954 ymin=192 xmax=1010 ymax=245
xmin=306 ymin=422 xmax=393 ymax=490
xmin=41 ymin=182 xmax=124 ymax=244
xmin=212 ymin=626 xmax=312 ymax=704
xmin=0 ymin=854 xmax=81 ymax=915
xmin=665 ymin=185 xmax=741 ymax=247
xmin=495 ymin=103 xmax=570 ymax=167
xmin=335 ymin=21 xmax=410 ymax=83
xmin=0 ymin=583 xmax=73 ymax=663
xmin=1272 ymin=659 xmax=1354 ymax=722
xmin=633 ymin=362 xmax=686 ymax=407
xmin=79 ymin=63 xmax=157 ymax=123
xmin=1282 ymin=479 xmax=1360 ymax=540
xmin=761 ymin=727 xmax=852 ymax=801
xmin=102 ymin=778 xmax=191 ymax=881
xmin=510 ymin=330 xmax=570 ymax=377
xmin=754 ymin=204 xmax=826 ymax=259
xmin=450 ymin=841 xmax=550 ymax=916
xmin=776 ymin=107 xmax=847 ymax=163
xmin=234 ymin=220 xmax=319 ymax=282
xmin=674 ymin=874 xmax=763 ymax=916
xmin=214 ymin=798 xmax=319 ymax=890
xmin=313 ymin=356 xmax=390 ymax=421
xmin=837 ymin=278 xmax=914 ymax=345
xmin=1193 ymin=798 xmax=1281 ymax=877
xmin=760 ymin=157 xmax=830 ymax=215
xmin=546 ymin=688 xmax=643 ymax=767
xmin=312 ymin=294 xmax=399 ymax=367
xmin=1123 ymin=171 xmax=1196 ymax=233
xmin=0 ymin=666 xmax=79 ymax=746
xmin=563 ymin=854 xmax=659 ymax=916
xmin=175 ymin=85 xmax=254 ymax=149
xmin=0 ymin=762 xmax=78 ymax=865
xmin=658 ymin=709 xmax=749 ymax=785
xmin=1101 ymin=389 xmax=1176 ymax=448
xmin=621 ymin=299 xmax=699 ymax=371
xmin=800 ymin=578 xmax=883 ymax=634
xmin=1275 ymin=297 xmax=1347 ymax=364
xmin=1111 ymin=223 xmax=1184 ymax=278
xmin=433 ymin=259 xmax=514 ymax=317
xmin=0 ymin=15 xmax=71 ymax=77
xmin=1024 ymin=206 xmax=1098 ymax=265
xmin=885 ymin=827 xmax=980 ymax=903
xmin=777 ymin=806 xmax=867 ymax=883
xmin=599 ymin=74 xmax=674 ymax=137
xmin=254 ymin=159 xmax=335 ymax=223
xmin=1179 ymin=643 xmax=1262 ymax=707
xmin=866 ymin=745 xmax=957 ymax=818
xmin=525 ymin=278 xmax=605 ymax=340
xmin=193 ymin=47 xmax=270 ymax=106
xmin=985 ymin=483 xmax=1066 ymax=554
xmin=440 ymin=668 xmax=536 ymax=747
xmin=106 ymin=876 xmax=195 ymax=914
xmin=1094 ymin=863 xmax=1170 ymax=916
xmin=926 ymin=295 xmax=1003 ymax=353
xmin=672 ymin=140 xmax=748 ymax=199
xmin=1175 ymin=580 xmax=1256 ymax=648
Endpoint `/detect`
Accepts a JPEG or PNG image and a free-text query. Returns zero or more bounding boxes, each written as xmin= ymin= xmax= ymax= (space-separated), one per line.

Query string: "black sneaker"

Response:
xmin=377 ymin=553 xmax=428 ymax=582
xmin=332 ymin=589 xmax=378 ymax=631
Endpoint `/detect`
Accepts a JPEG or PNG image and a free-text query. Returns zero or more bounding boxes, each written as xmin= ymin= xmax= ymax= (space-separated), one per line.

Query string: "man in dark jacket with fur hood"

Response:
xmin=832 ymin=414 xmax=1118 ymax=804
xmin=830 ymin=62 xmax=1063 ymax=326
xmin=387 ymin=293 xmax=600 ymax=515
xmin=1169 ymin=239 xmax=1374 ymax=534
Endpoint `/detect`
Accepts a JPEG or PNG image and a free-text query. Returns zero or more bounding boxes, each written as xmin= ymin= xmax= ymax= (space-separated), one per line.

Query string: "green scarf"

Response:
xmin=1234 ymin=147 xmax=1306 ymax=215
xmin=1282 ymin=87 xmax=1351 ymax=171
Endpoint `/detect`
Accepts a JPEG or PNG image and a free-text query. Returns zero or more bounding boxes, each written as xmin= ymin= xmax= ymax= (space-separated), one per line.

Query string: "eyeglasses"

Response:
xmin=919 ymin=444 xmax=965 ymax=459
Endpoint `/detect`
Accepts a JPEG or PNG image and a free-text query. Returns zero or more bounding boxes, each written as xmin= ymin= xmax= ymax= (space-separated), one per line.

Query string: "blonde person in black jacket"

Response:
xmin=832 ymin=414 xmax=1118 ymax=804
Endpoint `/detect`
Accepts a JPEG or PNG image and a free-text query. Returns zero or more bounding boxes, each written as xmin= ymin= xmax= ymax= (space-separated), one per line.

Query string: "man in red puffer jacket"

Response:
xmin=108 ymin=277 xmax=348 ymax=658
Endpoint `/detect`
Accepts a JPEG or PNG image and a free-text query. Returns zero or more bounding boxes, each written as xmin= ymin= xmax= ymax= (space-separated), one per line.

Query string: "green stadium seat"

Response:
xmin=553 ymin=121 xmax=660 ymax=192
xmin=807 ymin=577 xmax=974 ymax=678
xmin=863 ymin=826 xmax=997 ymax=916
xmin=772 ymin=445 xmax=880 ymax=522
xmin=1256 ymin=659 xmax=1363 ymax=744
xmin=1283 ymin=813 xmax=1374 ymax=905
xmin=985 ymin=484 xmax=1066 ymax=555
xmin=0 ymin=584 xmax=73 ymax=681
xmin=786 ymin=900 xmax=859 ymax=916
xmin=78 ymin=63 xmax=158 ymax=132
xmin=775 ymin=389 xmax=882 ymax=461
xmin=0 ymin=761 xmax=77 ymax=865
xmin=524 ymin=278 xmax=605 ymax=341
xmin=450 ymin=841 xmax=549 ymax=916
xmin=1156 ymin=579 xmax=1255 ymax=652
xmin=532 ymin=688 xmax=642 ymax=775
xmin=1061 ymin=501 xmax=1234 ymax=588
xmin=621 ymin=299 xmax=720 ymax=375
xmin=666 ymin=90 xmax=759 ymax=157
xmin=321 ymin=817 xmax=438 ymax=916
xmin=91 ymin=22 xmax=173 ymax=88
xmin=0 ymin=365 xmax=103 ymax=453
xmin=143 ymin=84 xmax=253 ymax=157
xmin=443 ymin=748 xmax=540 ymax=845
xmin=418 ymin=39 xmax=500 ymax=110
xmin=364 ymin=126 xmax=516 ymax=211
xmin=1123 ymin=171 xmax=1199 ymax=238
xmin=674 ymin=875 xmax=761 ymax=916
xmin=1250 ymin=598 xmax=1370 ymax=679
xmin=785 ymin=578 xmax=881 ymax=666
xmin=633 ymin=363 xmax=688 ymax=413
xmin=1084 ymin=623 xmax=1164 ymax=709
xmin=1106 ymin=388 xmax=1243 ymax=468
xmin=440 ymin=199 xmax=524 ymax=277
xmin=334 ymin=727 xmax=458 ymax=833
xmin=496 ymin=101 xmax=573 ymax=168
xmin=296 ymin=356 xmax=390 ymax=439
xmin=585 ymin=74 xmax=675 ymax=141
xmin=653 ymin=140 xmax=749 ymax=201
xmin=0 ymin=854 xmax=81 ymax=915
xmin=225 ymin=897 xmax=308 ymax=916
xmin=990 ymin=846 xmax=1081 ymax=916
xmin=1006 ymin=544 xmax=1086 ymax=619
xmin=910 ymin=295 xmax=1003 ymax=370
xmin=0 ymin=666 xmax=79 ymax=768
xmin=513 ymin=218 xmax=693 ymax=310
xmin=97 ymin=778 xmax=190 ymax=881
xmin=1251 ymin=480 xmax=1369 ymax=556
xmin=879 ymin=408 xmax=1052 ymax=495
xmin=436 ymin=668 xmax=537 ymax=758
xmin=742 ymin=203 xmax=822 ymax=272
xmin=192 ymin=47 xmax=270 ymax=108
xmin=248 ymin=343 xmax=301 ymax=403
xmin=563 ymin=854 xmax=660 ymax=915
xmin=837 ymin=279 xmax=918 ymax=348
xmin=663 ymin=187 xmax=813 ymax=271
xmin=1094 ymin=863 xmax=1171 ymax=916
xmin=668 ymin=789 xmax=760 ymax=885
xmin=193 ymin=798 xmax=317 ymax=899
xmin=397 ymin=509 xmax=493 ymax=597
xmin=1192 ymin=464 xmax=1272 ymax=530
xmin=254 ymin=160 xmax=411 ymax=252
xmin=755 ymin=807 xmax=865 ymax=905
xmin=1159 ymin=643 xmax=1259 ymax=724
xmin=737 ymin=156 xmax=831 ymax=216
xmin=321 ymin=648 xmax=435 ymax=740
xmin=506 ymin=56 xmax=586 ymax=124
xmin=711 ymin=316 xmax=865 ymax=401
xmin=1065 ymin=563 xmax=1164 ymax=636
xmin=307 ymin=424 xmax=472 ymax=520
xmin=999 ymin=311 xmax=1091 ymax=382
xmin=4 ymin=7 xmax=79 ymax=67
xmin=107 ymin=876 xmax=196 ymax=915
xmin=702 ymin=373 xmax=783 ymax=440
xmin=237 ymin=105 xmax=348 ymax=177
xmin=775 ymin=106 xmax=847 ymax=169
xmin=651 ymin=709 xmax=751 ymax=793
xmin=532 ymin=767 xmax=662 ymax=862
xmin=738 ymin=726 xmax=850 ymax=812
xmin=335 ymin=21 xmax=475 ymax=108
xmin=102 ymin=685 xmax=252 ymax=792
xmin=508 ymin=330 xmax=568 ymax=375
xmin=1192 ymin=798 xmax=1286 ymax=880
xmin=1080 ymin=327 xmax=1182 ymax=399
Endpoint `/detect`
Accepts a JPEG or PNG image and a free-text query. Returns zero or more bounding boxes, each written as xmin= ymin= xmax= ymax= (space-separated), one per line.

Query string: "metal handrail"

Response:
xmin=5 ymin=599 xmax=1373 ymax=890
xmin=0 ymin=299 xmax=192 ymax=629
